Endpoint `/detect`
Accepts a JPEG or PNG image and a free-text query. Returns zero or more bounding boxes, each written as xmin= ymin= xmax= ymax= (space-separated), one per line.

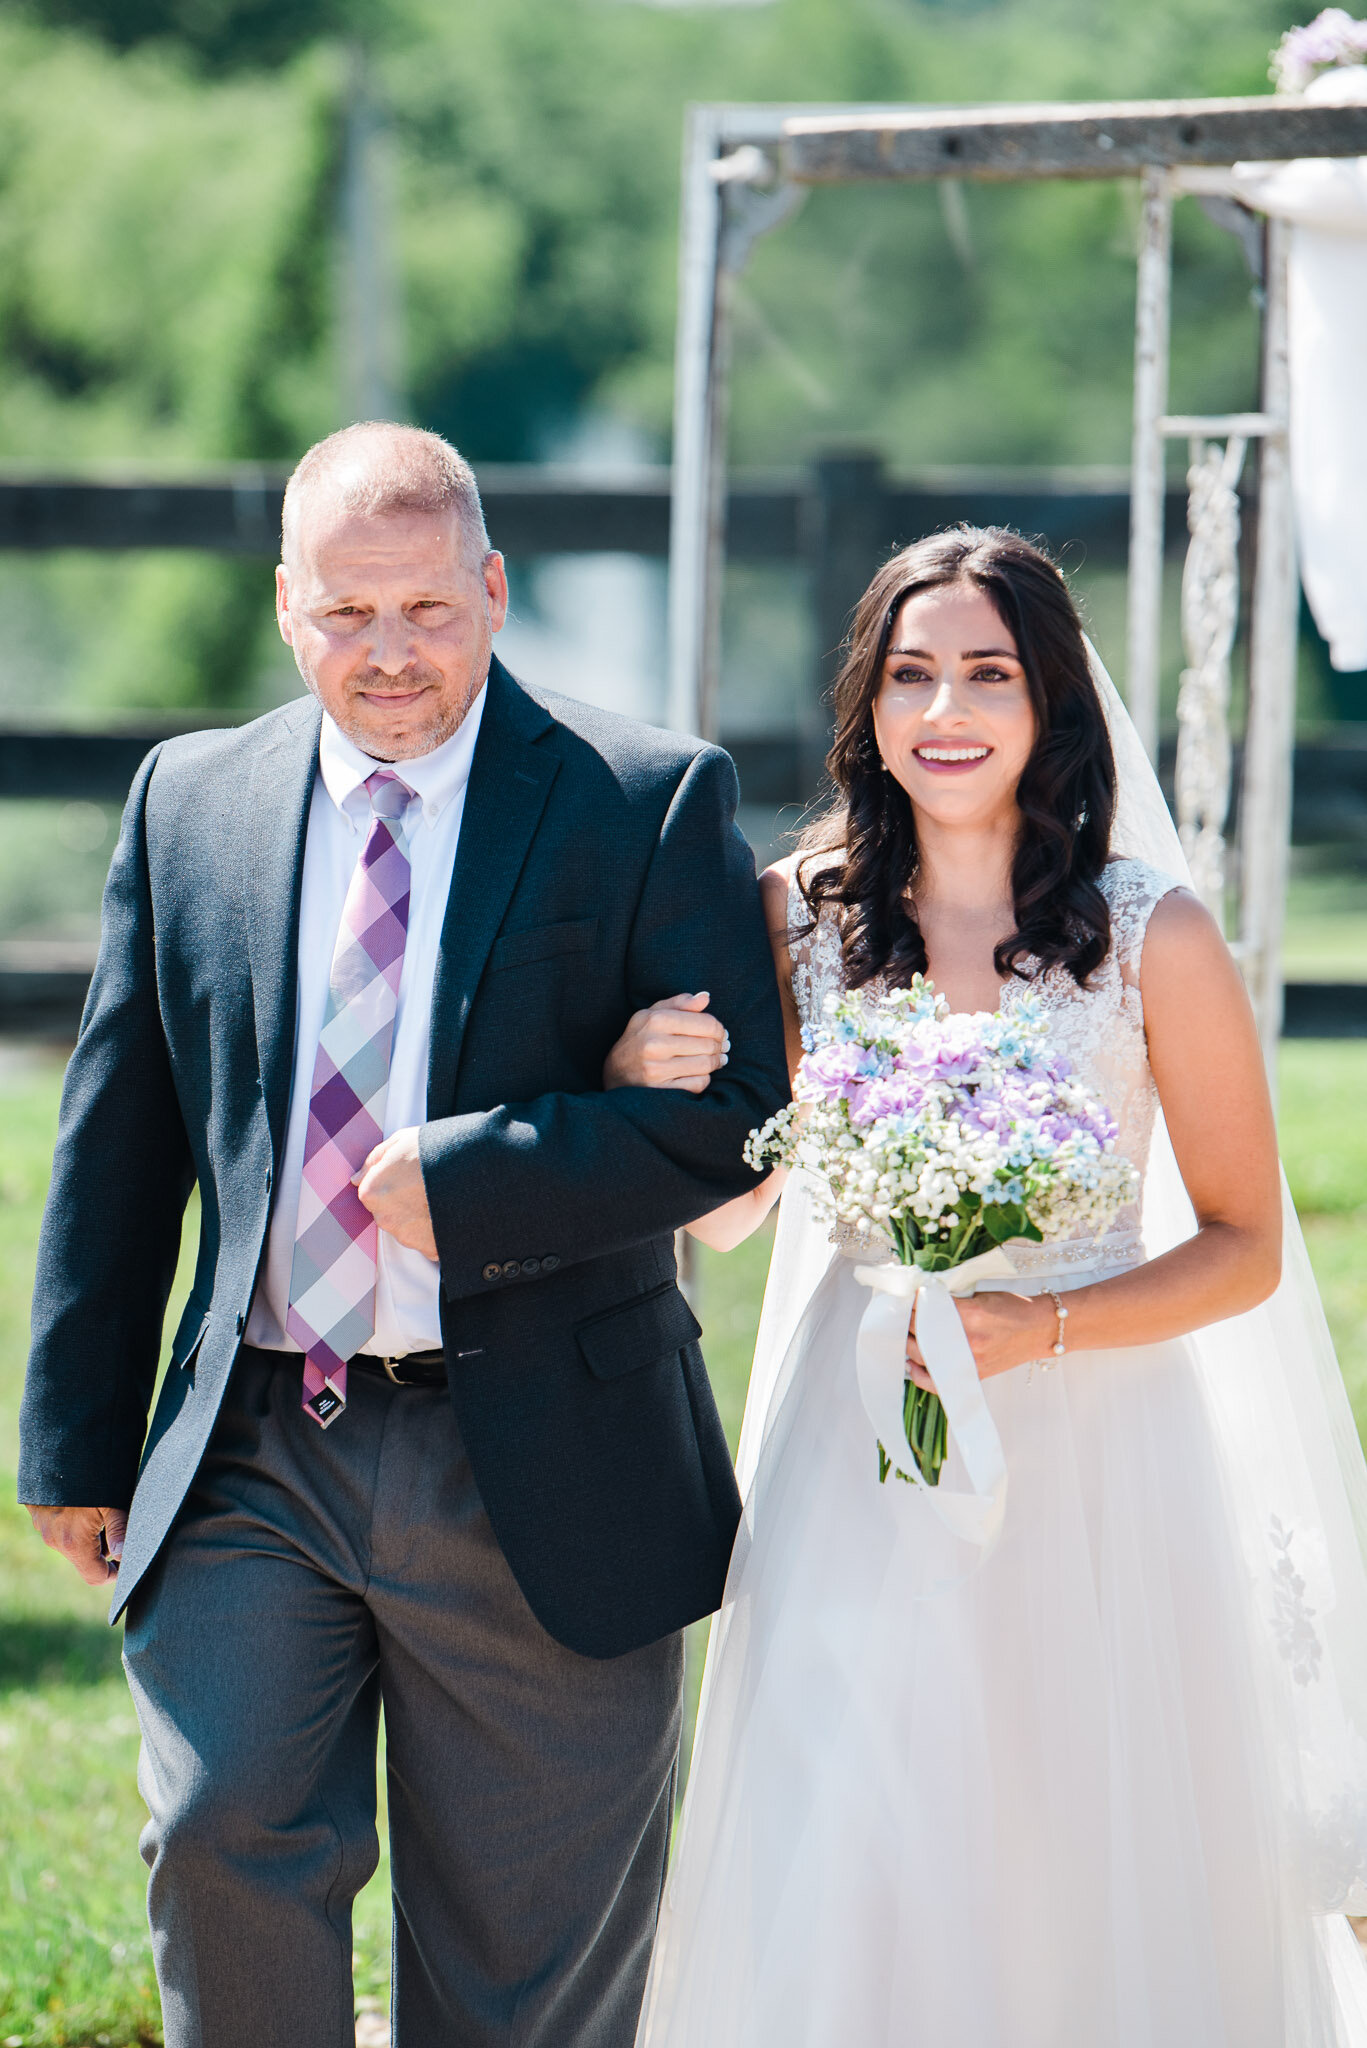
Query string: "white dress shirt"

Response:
xmin=246 ymin=684 xmax=487 ymax=1356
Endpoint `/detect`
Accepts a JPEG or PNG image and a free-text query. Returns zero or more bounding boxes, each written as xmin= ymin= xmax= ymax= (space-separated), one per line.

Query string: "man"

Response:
xmin=19 ymin=423 xmax=789 ymax=2047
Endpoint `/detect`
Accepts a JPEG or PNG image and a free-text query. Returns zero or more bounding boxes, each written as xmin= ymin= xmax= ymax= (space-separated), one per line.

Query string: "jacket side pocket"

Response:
xmin=576 ymin=1282 xmax=702 ymax=1382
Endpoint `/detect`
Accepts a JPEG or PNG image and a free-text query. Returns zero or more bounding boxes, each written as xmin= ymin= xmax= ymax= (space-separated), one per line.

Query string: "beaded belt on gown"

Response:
xmin=833 ymin=1221 xmax=1145 ymax=1292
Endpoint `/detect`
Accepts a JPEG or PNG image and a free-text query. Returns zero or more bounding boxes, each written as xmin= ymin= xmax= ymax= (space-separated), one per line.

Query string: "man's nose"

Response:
xmin=365 ymin=614 xmax=417 ymax=676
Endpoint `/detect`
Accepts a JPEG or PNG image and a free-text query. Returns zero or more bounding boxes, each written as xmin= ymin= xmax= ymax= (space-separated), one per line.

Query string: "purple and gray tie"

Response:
xmin=286 ymin=768 xmax=415 ymax=1426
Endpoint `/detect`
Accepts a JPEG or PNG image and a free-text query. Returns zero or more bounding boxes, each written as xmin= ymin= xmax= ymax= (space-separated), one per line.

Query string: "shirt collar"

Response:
xmin=317 ymin=682 xmax=488 ymax=831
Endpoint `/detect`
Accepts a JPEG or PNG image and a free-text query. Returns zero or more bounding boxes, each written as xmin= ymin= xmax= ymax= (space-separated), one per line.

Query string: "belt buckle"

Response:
xmin=381 ymin=1355 xmax=406 ymax=1386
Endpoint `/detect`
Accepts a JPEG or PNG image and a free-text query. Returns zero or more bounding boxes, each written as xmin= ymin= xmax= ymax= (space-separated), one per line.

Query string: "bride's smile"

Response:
xmin=911 ymin=743 xmax=991 ymax=765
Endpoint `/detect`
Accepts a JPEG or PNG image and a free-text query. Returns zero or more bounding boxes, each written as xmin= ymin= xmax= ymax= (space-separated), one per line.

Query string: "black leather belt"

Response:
xmin=246 ymin=1345 xmax=447 ymax=1389
xmin=346 ymin=1349 xmax=447 ymax=1388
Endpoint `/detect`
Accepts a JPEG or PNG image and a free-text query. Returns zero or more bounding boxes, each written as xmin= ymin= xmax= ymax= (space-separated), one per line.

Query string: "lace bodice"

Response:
xmin=788 ymin=856 xmax=1184 ymax=1241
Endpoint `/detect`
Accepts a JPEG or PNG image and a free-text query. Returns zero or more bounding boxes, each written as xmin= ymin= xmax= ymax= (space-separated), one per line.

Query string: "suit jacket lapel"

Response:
xmin=427 ymin=658 xmax=558 ymax=1118
xmin=244 ymin=697 xmax=321 ymax=1164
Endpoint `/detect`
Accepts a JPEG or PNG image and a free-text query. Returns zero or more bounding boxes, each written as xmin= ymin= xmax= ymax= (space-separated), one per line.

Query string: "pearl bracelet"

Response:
xmin=1032 ymin=1286 xmax=1073 ymax=1384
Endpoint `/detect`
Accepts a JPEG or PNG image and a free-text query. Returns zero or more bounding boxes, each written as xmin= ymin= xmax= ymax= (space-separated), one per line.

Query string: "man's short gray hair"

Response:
xmin=281 ymin=421 xmax=491 ymax=572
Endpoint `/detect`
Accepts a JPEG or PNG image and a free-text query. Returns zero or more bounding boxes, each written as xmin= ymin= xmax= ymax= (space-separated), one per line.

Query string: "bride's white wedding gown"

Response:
xmin=637 ymin=857 xmax=1367 ymax=2047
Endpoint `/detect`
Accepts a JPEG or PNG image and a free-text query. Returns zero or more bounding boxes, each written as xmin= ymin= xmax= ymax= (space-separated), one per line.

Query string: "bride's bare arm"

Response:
xmin=909 ymin=890 xmax=1284 ymax=1383
xmin=601 ymin=860 xmax=801 ymax=1251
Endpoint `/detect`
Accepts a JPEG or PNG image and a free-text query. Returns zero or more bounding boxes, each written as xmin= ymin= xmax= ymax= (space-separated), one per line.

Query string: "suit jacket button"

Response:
xmin=520 ymin=1257 xmax=541 ymax=1276
xmin=482 ymin=1262 xmax=501 ymax=1283
xmin=501 ymin=1260 xmax=521 ymax=1280
xmin=541 ymin=1254 xmax=560 ymax=1272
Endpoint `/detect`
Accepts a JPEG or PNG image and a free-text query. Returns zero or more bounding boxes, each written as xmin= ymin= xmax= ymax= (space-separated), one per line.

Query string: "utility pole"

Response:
xmin=338 ymin=43 xmax=403 ymax=424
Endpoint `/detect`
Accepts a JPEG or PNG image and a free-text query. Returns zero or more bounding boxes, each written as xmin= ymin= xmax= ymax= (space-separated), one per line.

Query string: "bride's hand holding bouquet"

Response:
xmin=906 ymin=1288 xmax=1051 ymax=1388
xmin=746 ymin=976 xmax=1137 ymax=1486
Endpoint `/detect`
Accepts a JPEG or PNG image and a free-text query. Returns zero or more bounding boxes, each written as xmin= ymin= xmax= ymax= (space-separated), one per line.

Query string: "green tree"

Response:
xmin=0 ymin=16 xmax=343 ymax=705
xmin=0 ymin=0 xmax=1311 ymax=707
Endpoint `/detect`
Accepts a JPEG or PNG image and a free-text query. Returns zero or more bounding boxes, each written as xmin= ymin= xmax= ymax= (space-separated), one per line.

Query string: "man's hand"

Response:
xmin=355 ymin=1126 xmax=439 ymax=1262
xmin=26 ymin=1503 xmax=127 ymax=1586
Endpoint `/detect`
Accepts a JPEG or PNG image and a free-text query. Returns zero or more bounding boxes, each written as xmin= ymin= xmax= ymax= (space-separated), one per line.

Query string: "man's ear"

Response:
xmin=275 ymin=563 xmax=294 ymax=646
xmin=483 ymin=551 xmax=509 ymax=634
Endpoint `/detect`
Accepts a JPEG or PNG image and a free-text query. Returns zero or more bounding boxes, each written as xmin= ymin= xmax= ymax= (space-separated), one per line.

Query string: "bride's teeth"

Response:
xmin=917 ymin=746 xmax=990 ymax=762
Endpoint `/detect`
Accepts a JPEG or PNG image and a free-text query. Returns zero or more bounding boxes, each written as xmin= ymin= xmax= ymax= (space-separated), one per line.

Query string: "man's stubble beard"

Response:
xmin=305 ymin=661 xmax=484 ymax=763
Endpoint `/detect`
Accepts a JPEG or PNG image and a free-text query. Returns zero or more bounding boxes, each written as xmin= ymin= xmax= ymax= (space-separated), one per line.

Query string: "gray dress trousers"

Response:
xmin=122 ymin=1349 xmax=683 ymax=2048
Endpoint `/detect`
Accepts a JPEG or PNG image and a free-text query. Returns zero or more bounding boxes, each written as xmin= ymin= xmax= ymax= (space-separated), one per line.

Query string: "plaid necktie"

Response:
xmin=287 ymin=768 xmax=416 ymax=1426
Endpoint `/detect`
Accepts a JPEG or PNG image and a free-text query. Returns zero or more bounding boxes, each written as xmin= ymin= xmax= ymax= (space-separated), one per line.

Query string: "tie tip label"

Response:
xmin=306 ymin=1386 xmax=346 ymax=1427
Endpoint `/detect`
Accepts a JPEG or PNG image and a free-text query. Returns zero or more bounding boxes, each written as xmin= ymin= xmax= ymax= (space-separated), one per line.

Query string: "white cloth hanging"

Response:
xmin=1234 ymin=65 xmax=1367 ymax=674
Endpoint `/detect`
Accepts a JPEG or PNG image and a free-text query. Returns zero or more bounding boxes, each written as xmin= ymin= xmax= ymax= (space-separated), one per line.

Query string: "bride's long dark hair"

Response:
xmin=798 ymin=526 xmax=1117 ymax=990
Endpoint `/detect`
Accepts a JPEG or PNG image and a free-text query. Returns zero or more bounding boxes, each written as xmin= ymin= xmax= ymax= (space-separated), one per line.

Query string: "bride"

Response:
xmin=604 ymin=527 xmax=1367 ymax=2045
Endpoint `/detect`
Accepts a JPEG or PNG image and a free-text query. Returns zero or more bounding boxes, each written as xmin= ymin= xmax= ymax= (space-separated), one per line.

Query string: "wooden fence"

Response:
xmin=1 ymin=458 xmax=1362 ymax=1034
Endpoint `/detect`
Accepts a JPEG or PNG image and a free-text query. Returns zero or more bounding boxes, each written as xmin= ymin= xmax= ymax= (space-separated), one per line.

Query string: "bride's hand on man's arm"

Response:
xmin=603 ymin=991 xmax=729 ymax=1094
xmin=601 ymin=991 xmax=785 ymax=1249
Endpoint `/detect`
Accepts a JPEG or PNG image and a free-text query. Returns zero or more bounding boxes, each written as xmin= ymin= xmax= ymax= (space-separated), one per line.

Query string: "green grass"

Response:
xmin=0 ymin=1044 xmax=1362 ymax=2043
xmin=0 ymin=1055 xmax=158 ymax=2047
xmin=1276 ymin=1042 xmax=1367 ymax=1426
xmin=1282 ymin=869 xmax=1367 ymax=985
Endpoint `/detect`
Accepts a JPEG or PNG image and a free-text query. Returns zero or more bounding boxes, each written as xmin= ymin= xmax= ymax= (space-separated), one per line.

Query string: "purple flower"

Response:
xmin=795 ymin=1039 xmax=884 ymax=1106
xmin=848 ymin=1072 xmax=933 ymax=1127
xmin=1033 ymin=1053 xmax=1075 ymax=1088
xmin=905 ymin=1013 xmax=996 ymax=1084
xmin=960 ymin=1096 xmax=1011 ymax=1135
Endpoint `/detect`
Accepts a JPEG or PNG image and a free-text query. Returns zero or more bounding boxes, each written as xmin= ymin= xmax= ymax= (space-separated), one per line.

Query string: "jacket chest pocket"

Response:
xmin=466 ymin=918 xmax=600 ymax=1101
xmin=487 ymin=918 xmax=597 ymax=975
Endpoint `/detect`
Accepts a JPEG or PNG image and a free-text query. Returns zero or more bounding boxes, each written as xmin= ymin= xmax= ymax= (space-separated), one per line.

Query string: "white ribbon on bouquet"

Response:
xmin=853 ymin=1247 xmax=1023 ymax=1553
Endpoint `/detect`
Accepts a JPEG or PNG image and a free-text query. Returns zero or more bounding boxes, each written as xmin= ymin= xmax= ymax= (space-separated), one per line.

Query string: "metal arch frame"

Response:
xmin=666 ymin=93 xmax=1367 ymax=1066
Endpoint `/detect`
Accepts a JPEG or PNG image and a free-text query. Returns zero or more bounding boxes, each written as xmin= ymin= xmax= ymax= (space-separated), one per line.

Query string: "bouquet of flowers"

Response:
xmin=1271 ymin=8 xmax=1367 ymax=92
xmin=745 ymin=979 xmax=1137 ymax=1486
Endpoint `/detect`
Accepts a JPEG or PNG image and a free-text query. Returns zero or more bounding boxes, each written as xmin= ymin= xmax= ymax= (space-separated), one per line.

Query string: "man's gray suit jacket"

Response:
xmin=19 ymin=657 xmax=791 ymax=1658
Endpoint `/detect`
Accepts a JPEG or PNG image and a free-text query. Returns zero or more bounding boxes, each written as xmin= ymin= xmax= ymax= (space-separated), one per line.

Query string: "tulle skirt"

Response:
xmin=637 ymin=1252 xmax=1367 ymax=2047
